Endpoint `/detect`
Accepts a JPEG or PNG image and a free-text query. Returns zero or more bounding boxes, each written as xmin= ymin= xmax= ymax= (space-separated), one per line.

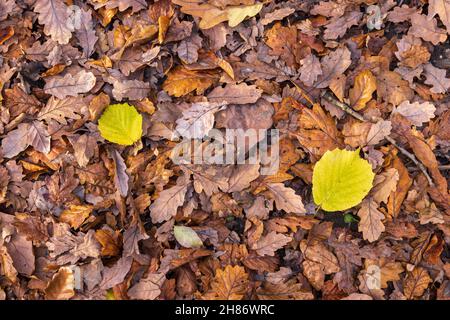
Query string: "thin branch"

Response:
xmin=320 ymin=90 xmax=435 ymax=187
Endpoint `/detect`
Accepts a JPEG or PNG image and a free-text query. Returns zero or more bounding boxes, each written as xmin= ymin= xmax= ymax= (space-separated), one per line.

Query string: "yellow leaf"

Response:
xmin=312 ymin=148 xmax=375 ymax=211
xmin=226 ymin=3 xmax=263 ymax=27
xmin=158 ymin=16 xmax=171 ymax=44
xmin=349 ymin=70 xmax=377 ymax=111
xmin=98 ymin=103 xmax=143 ymax=146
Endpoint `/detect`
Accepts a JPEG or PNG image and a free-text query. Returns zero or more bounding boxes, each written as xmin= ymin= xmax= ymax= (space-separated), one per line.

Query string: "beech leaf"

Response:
xmin=174 ymin=226 xmax=203 ymax=248
xmin=98 ymin=103 xmax=143 ymax=146
xmin=312 ymin=148 xmax=375 ymax=211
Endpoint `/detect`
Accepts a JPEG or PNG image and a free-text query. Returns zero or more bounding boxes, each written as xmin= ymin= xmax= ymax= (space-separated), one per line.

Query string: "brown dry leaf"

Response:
xmin=377 ymin=70 xmax=414 ymax=106
xmin=45 ymin=267 xmax=75 ymax=300
xmin=303 ymin=260 xmax=325 ymax=290
xmin=44 ymin=70 xmax=96 ymax=99
xmin=315 ymin=46 xmax=351 ymax=89
xmin=128 ymin=273 xmax=166 ymax=300
xmin=365 ymin=258 xmax=404 ymax=289
xmin=265 ymin=183 xmax=305 ymax=215
xmin=299 ymin=54 xmax=322 ymax=87
xmin=371 ymin=168 xmax=399 ymax=204
xmin=357 ymin=198 xmax=385 ymax=243
xmin=403 ymin=267 xmax=432 ymax=299
xmin=394 ymin=101 xmax=436 ymax=127
xmin=202 ymin=265 xmax=249 ymax=300
xmin=367 ymin=120 xmax=392 ymax=146
xmin=59 ymin=204 xmax=93 ymax=229
xmin=266 ymin=22 xmax=299 ymax=68
xmin=300 ymin=240 xmax=340 ymax=274
xmin=324 ymin=11 xmax=363 ymax=40
xmin=162 ymin=66 xmax=218 ymax=97
xmin=428 ymin=0 xmax=450 ymax=31
xmin=296 ymin=104 xmax=343 ymax=159
xmin=95 ymin=229 xmax=121 ymax=257
xmin=349 ymin=70 xmax=377 ymax=111
xmin=409 ymin=13 xmax=447 ymax=45
xmin=387 ymin=156 xmax=412 ymax=219
xmin=149 ymin=181 xmax=189 ymax=223
xmin=261 ymin=7 xmax=295 ymax=25
xmin=34 ymin=0 xmax=74 ymax=44
xmin=423 ymin=63 xmax=450 ymax=94
xmin=207 ymin=83 xmax=262 ymax=105
xmin=252 ymin=231 xmax=292 ymax=256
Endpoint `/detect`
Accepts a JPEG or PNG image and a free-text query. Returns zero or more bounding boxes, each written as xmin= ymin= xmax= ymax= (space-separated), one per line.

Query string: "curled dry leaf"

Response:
xmin=45 ymin=267 xmax=75 ymax=300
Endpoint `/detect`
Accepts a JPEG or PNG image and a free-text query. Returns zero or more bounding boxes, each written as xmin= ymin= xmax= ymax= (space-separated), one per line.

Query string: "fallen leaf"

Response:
xmin=357 ymin=198 xmax=385 ymax=242
xmin=207 ymin=83 xmax=262 ymax=105
xmin=34 ymin=0 xmax=74 ymax=44
xmin=394 ymin=101 xmax=436 ymax=126
xmin=44 ymin=70 xmax=96 ymax=99
xmin=98 ymin=103 xmax=143 ymax=146
xmin=202 ymin=265 xmax=248 ymax=300
xmin=174 ymin=226 xmax=203 ymax=248
xmin=403 ymin=267 xmax=432 ymax=299
xmin=312 ymin=148 xmax=375 ymax=212
xmin=349 ymin=70 xmax=377 ymax=111
xmin=266 ymin=183 xmax=306 ymax=214
xmin=45 ymin=267 xmax=75 ymax=300
xmin=252 ymin=231 xmax=292 ymax=256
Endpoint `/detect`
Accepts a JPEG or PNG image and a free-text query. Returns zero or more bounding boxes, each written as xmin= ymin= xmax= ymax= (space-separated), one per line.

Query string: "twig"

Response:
xmin=321 ymin=91 xmax=366 ymax=122
xmin=408 ymin=164 xmax=450 ymax=172
xmin=385 ymin=136 xmax=434 ymax=186
xmin=320 ymin=90 xmax=435 ymax=187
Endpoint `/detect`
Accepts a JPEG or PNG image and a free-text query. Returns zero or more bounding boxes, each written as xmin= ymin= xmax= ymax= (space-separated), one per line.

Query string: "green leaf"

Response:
xmin=312 ymin=148 xmax=374 ymax=212
xmin=173 ymin=226 xmax=203 ymax=248
xmin=98 ymin=103 xmax=142 ymax=146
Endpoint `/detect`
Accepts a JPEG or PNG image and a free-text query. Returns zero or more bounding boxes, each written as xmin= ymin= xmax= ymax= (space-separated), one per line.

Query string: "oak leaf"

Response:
xmin=377 ymin=70 xmax=414 ymax=106
xmin=409 ymin=13 xmax=447 ymax=45
xmin=357 ymin=198 xmax=385 ymax=242
xmin=38 ymin=96 xmax=84 ymax=125
xmin=175 ymin=102 xmax=224 ymax=139
xmin=207 ymin=83 xmax=262 ymax=105
xmin=252 ymin=231 xmax=292 ymax=256
xmin=34 ymin=0 xmax=74 ymax=44
xmin=299 ymin=54 xmax=322 ymax=87
xmin=428 ymin=0 xmax=450 ymax=31
xmin=59 ymin=204 xmax=93 ymax=229
xmin=403 ymin=267 xmax=432 ymax=299
xmin=266 ymin=23 xmax=299 ymax=68
xmin=128 ymin=273 xmax=166 ymax=300
xmin=149 ymin=181 xmax=189 ymax=223
xmin=162 ymin=66 xmax=218 ymax=97
xmin=423 ymin=63 xmax=450 ymax=94
xmin=315 ymin=47 xmax=351 ymax=89
xmin=394 ymin=101 xmax=436 ymax=127
xmin=371 ymin=168 xmax=399 ymax=204
xmin=202 ymin=265 xmax=248 ymax=300
xmin=266 ymin=183 xmax=306 ymax=214
xmin=44 ymin=70 xmax=96 ymax=99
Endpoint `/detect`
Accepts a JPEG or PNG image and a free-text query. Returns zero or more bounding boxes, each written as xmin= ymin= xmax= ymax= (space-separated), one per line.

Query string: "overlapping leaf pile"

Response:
xmin=0 ymin=0 xmax=449 ymax=300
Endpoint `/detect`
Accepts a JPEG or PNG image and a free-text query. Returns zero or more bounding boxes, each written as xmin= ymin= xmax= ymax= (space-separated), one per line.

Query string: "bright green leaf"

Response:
xmin=312 ymin=148 xmax=374 ymax=212
xmin=98 ymin=103 xmax=142 ymax=146
xmin=174 ymin=226 xmax=203 ymax=248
